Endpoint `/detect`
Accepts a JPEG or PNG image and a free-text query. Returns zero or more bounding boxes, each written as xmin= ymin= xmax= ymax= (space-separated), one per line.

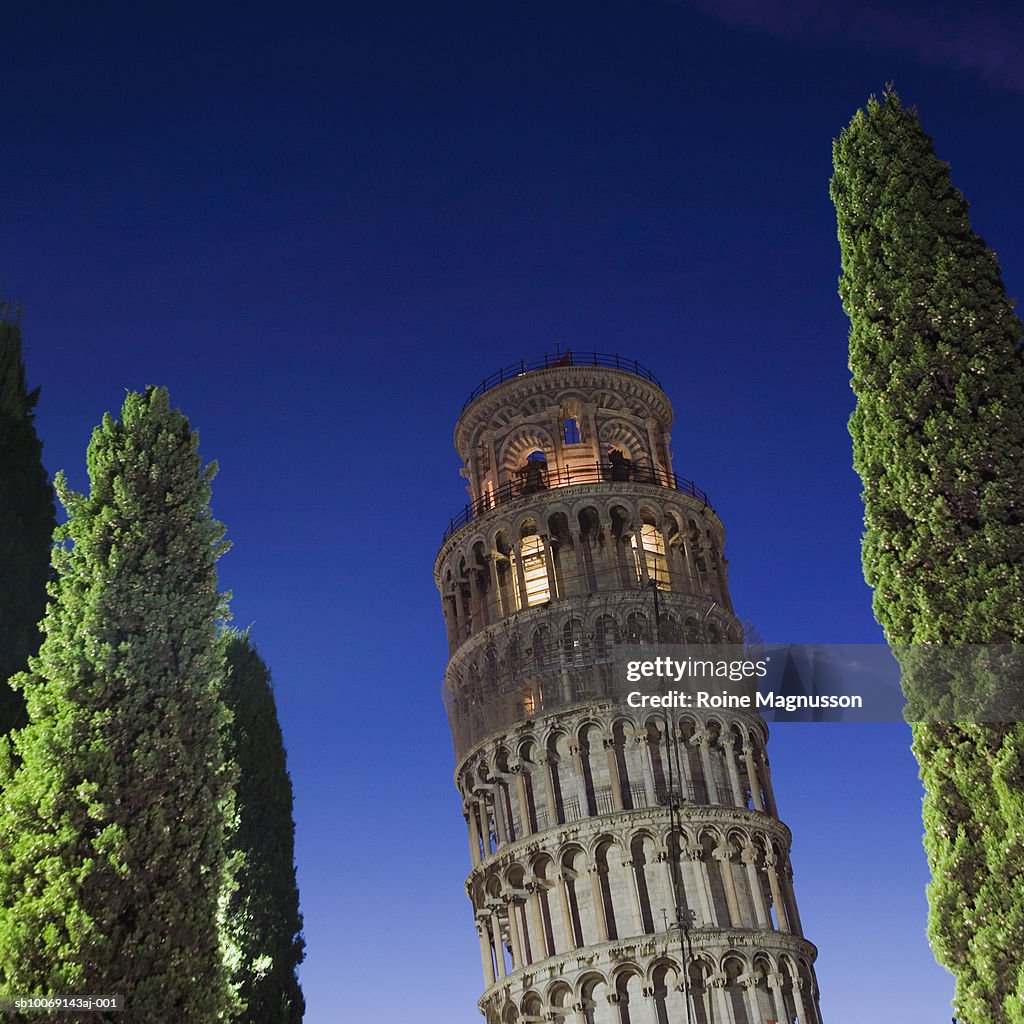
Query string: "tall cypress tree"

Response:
xmin=0 ymin=387 xmax=234 ymax=1022
xmin=0 ymin=303 xmax=55 ymax=733
xmin=220 ymin=631 xmax=304 ymax=1024
xmin=832 ymin=89 xmax=1024 ymax=1023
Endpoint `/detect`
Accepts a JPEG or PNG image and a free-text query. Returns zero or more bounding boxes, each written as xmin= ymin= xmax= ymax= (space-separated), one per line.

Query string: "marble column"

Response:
xmin=686 ymin=842 xmax=714 ymax=927
xmin=624 ymin=858 xmax=646 ymax=936
xmin=478 ymin=918 xmax=495 ymax=987
xmin=713 ymin=841 xmax=743 ymax=928
xmin=513 ymin=765 xmax=531 ymax=835
xmin=558 ymin=873 xmax=577 ymax=949
xmin=743 ymin=744 xmax=765 ymax=813
xmin=721 ymin=736 xmax=745 ymax=807
xmin=466 ymin=806 xmax=482 ymax=868
xmin=604 ymin=734 xmax=624 ymax=811
xmin=490 ymin=908 xmax=506 ymax=979
xmin=694 ymin=730 xmax=720 ymax=804
xmin=741 ymin=842 xmax=770 ymax=929
xmin=765 ymin=852 xmax=791 ymax=933
xmin=710 ymin=973 xmax=736 ymax=1024
xmin=739 ymin=973 xmax=762 ymax=1024
xmin=505 ymin=898 xmax=524 ymax=969
xmin=590 ymin=867 xmax=609 ymax=942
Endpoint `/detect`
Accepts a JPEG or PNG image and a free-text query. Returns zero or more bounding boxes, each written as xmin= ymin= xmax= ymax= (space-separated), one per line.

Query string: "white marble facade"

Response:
xmin=436 ymin=357 xmax=822 ymax=1024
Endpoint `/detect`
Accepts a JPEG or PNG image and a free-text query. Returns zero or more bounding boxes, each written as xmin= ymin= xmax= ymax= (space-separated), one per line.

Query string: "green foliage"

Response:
xmin=0 ymin=303 xmax=55 ymax=734
xmin=832 ymin=88 xmax=1024 ymax=1023
xmin=220 ymin=631 xmax=304 ymax=1024
xmin=0 ymin=387 xmax=234 ymax=1022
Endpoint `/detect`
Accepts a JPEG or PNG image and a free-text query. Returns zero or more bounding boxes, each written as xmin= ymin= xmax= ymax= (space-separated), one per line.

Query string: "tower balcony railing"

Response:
xmin=441 ymin=461 xmax=709 ymax=544
xmin=462 ymin=350 xmax=662 ymax=410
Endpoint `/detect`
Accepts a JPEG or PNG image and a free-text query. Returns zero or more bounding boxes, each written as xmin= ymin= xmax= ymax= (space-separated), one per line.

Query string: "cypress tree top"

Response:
xmin=0 ymin=386 xmax=234 ymax=1022
xmin=831 ymin=87 xmax=1024 ymax=648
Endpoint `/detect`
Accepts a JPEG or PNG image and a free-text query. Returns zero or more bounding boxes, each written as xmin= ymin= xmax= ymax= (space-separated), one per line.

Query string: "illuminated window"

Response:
xmin=512 ymin=534 xmax=551 ymax=606
xmin=632 ymin=523 xmax=669 ymax=589
xmin=521 ymin=535 xmax=550 ymax=604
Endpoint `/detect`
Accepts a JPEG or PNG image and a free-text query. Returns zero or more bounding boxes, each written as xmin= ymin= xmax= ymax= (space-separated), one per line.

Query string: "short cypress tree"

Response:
xmin=0 ymin=303 xmax=55 ymax=734
xmin=221 ymin=631 xmax=305 ymax=1024
xmin=0 ymin=387 xmax=234 ymax=1022
xmin=832 ymin=89 xmax=1024 ymax=1023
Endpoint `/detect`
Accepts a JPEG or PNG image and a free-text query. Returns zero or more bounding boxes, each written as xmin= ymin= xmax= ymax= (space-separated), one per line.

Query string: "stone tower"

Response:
xmin=435 ymin=353 xmax=823 ymax=1024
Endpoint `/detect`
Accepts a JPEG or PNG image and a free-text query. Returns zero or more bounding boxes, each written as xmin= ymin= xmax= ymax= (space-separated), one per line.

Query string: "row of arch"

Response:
xmin=462 ymin=385 xmax=673 ymax=506
xmin=455 ymin=710 xmax=777 ymax=856
xmin=439 ymin=497 xmax=731 ymax=652
xmin=466 ymin=382 xmax=667 ymax=434
xmin=443 ymin=598 xmax=746 ymax=760
xmin=484 ymin=949 xmax=820 ymax=1024
xmin=449 ymin=598 xmax=742 ymax=680
xmin=469 ymin=822 xmax=803 ymax=990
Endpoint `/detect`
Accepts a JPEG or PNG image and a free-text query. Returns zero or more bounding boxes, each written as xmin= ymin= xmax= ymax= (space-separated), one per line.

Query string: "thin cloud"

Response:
xmin=684 ymin=0 xmax=1024 ymax=93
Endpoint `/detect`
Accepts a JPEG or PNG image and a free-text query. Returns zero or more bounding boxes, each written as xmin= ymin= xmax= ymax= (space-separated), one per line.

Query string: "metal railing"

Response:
xmin=462 ymin=350 xmax=662 ymax=410
xmin=441 ymin=460 xmax=710 ymax=544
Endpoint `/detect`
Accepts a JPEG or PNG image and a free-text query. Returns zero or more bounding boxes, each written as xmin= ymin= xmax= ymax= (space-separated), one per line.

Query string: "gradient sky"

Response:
xmin=6 ymin=2 xmax=1024 ymax=1021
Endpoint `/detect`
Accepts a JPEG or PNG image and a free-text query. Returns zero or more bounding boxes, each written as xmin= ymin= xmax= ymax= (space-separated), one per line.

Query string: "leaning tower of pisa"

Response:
xmin=435 ymin=353 xmax=823 ymax=1024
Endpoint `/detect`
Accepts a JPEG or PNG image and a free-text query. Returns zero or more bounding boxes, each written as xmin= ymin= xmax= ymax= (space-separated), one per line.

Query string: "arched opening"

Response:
xmin=626 ymin=611 xmax=651 ymax=644
xmin=532 ymin=856 xmax=559 ymax=957
xmin=614 ymin=969 xmax=644 ymax=1024
xmin=521 ymin=449 xmax=548 ymax=494
xmin=562 ymin=847 xmax=590 ymax=948
xmin=581 ymin=973 xmax=616 ymax=1024
xmin=547 ymin=733 xmax=569 ymax=824
xmin=607 ymin=445 xmax=633 ymax=481
xmin=629 ymin=834 xmax=656 ymax=934
xmin=701 ymin=832 xmax=731 ymax=927
xmin=595 ymin=614 xmax=619 ymax=655
xmin=512 ymin=520 xmax=551 ymax=606
xmin=723 ymin=955 xmax=752 ymax=1024
xmin=494 ymin=531 xmax=516 ymax=613
xmin=518 ymin=739 xmax=541 ymax=833
xmin=651 ymin=961 xmax=677 ymax=1024
xmin=688 ymin=958 xmax=714 ymax=1024
xmin=595 ymin=839 xmax=621 ymax=941
xmin=632 ymin=521 xmax=670 ymax=589
xmin=563 ymin=618 xmax=586 ymax=663
xmin=548 ymin=982 xmax=573 ymax=1024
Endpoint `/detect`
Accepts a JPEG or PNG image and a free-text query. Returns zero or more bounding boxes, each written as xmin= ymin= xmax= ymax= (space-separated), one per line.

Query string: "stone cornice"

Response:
xmin=452 ymin=698 xmax=771 ymax=782
xmin=465 ymin=804 xmax=792 ymax=886
xmin=434 ymin=479 xmax=721 ymax=574
xmin=476 ymin=928 xmax=819 ymax=1010
xmin=456 ymin=366 xmax=674 ymax=456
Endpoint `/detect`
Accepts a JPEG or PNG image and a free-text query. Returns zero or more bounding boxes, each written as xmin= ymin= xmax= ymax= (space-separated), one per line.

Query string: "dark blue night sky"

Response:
xmin=7 ymin=2 xmax=1024 ymax=1020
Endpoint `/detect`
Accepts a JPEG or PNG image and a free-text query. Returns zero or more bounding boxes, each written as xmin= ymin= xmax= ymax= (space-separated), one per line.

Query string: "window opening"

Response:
xmin=522 ymin=450 xmax=548 ymax=494
xmin=512 ymin=534 xmax=551 ymax=606
xmin=632 ymin=523 xmax=670 ymax=589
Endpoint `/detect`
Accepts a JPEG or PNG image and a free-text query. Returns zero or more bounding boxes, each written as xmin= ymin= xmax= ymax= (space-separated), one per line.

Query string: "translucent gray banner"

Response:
xmin=612 ymin=644 xmax=1024 ymax=723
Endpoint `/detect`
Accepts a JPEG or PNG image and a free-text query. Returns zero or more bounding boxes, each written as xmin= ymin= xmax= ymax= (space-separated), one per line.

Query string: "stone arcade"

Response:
xmin=435 ymin=353 xmax=823 ymax=1024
